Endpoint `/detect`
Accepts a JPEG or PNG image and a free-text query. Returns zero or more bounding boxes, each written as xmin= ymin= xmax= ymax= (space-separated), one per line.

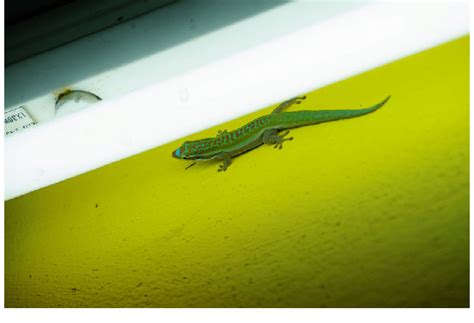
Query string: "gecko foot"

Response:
xmin=272 ymin=130 xmax=293 ymax=149
xmin=272 ymin=96 xmax=307 ymax=114
xmin=216 ymin=153 xmax=232 ymax=172
xmin=293 ymin=95 xmax=306 ymax=105
xmin=263 ymin=129 xmax=293 ymax=149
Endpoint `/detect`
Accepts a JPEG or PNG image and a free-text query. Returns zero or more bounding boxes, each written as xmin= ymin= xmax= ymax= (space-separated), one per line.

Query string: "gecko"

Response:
xmin=172 ymin=95 xmax=390 ymax=171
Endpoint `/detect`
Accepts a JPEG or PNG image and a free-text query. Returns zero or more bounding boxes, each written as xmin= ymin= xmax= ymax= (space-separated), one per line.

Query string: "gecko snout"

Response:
xmin=172 ymin=147 xmax=182 ymax=159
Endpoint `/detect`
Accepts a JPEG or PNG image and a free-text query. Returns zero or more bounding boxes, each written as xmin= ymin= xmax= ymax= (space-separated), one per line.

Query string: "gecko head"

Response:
xmin=172 ymin=142 xmax=190 ymax=159
xmin=172 ymin=141 xmax=200 ymax=160
xmin=171 ymin=140 xmax=217 ymax=160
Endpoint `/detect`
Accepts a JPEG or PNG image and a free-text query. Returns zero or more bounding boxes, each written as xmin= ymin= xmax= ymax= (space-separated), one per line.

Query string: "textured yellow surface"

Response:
xmin=5 ymin=36 xmax=469 ymax=307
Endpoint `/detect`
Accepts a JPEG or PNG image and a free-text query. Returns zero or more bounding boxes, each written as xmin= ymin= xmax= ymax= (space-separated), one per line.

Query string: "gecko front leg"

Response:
xmin=215 ymin=152 xmax=232 ymax=172
xmin=263 ymin=129 xmax=293 ymax=149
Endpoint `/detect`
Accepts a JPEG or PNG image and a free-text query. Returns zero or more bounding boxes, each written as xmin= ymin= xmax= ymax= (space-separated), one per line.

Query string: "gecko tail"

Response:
xmin=340 ymin=95 xmax=391 ymax=116
xmin=368 ymin=95 xmax=391 ymax=112
xmin=305 ymin=95 xmax=391 ymax=123
xmin=270 ymin=95 xmax=391 ymax=128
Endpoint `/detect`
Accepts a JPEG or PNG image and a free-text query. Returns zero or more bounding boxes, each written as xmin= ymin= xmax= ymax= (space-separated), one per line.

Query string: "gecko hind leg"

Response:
xmin=272 ymin=95 xmax=307 ymax=114
xmin=263 ymin=129 xmax=294 ymax=149
xmin=216 ymin=153 xmax=232 ymax=172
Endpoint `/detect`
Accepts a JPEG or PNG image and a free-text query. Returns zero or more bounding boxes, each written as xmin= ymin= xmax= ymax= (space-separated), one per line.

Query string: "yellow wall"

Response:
xmin=5 ymin=36 xmax=469 ymax=307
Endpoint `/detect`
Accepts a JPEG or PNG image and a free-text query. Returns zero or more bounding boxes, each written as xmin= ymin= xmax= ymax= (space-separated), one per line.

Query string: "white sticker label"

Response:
xmin=4 ymin=106 xmax=36 ymax=136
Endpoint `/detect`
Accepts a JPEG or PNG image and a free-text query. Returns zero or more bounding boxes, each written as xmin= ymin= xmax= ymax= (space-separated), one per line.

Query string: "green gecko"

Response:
xmin=172 ymin=95 xmax=390 ymax=171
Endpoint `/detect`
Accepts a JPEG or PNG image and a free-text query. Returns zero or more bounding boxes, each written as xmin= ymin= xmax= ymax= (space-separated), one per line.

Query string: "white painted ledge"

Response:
xmin=4 ymin=1 xmax=469 ymax=200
